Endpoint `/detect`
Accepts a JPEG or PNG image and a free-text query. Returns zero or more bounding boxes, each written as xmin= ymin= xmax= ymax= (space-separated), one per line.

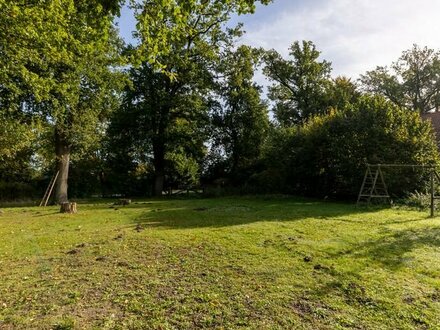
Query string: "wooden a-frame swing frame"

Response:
xmin=357 ymin=164 xmax=440 ymax=217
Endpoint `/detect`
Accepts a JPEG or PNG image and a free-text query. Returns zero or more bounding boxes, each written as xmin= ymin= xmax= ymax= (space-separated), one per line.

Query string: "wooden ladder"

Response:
xmin=357 ymin=165 xmax=390 ymax=205
xmin=39 ymin=171 xmax=59 ymax=207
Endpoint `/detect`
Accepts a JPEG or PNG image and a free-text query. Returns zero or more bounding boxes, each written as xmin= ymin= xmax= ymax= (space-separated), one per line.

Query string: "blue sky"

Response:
xmin=116 ymin=0 xmax=440 ymax=81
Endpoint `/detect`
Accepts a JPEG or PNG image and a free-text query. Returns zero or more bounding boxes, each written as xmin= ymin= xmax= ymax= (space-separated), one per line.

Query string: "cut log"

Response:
xmin=60 ymin=202 xmax=77 ymax=214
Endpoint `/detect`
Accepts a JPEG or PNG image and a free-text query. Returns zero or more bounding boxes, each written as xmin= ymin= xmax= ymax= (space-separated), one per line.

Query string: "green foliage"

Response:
xmin=261 ymin=95 xmax=440 ymax=198
xmin=109 ymin=0 xmax=255 ymax=194
xmin=0 ymin=0 xmax=126 ymax=202
xmin=0 ymin=0 xmax=275 ymax=200
xmin=327 ymin=76 xmax=361 ymax=111
xmin=0 ymin=0 xmax=125 ymax=110
xmin=210 ymin=45 xmax=269 ymax=184
xmin=0 ymin=114 xmax=42 ymax=200
xmin=132 ymin=0 xmax=272 ymax=70
xmin=68 ymin=155 xmax=105 ymax=199
xmin=0 ymin=116 xmax=37 ymax=161
xmin=166 ymin=150 xmax=200 ymax=187
xmin=107 ymin=57 xmax=210 ymax=194
xmin=264 ymin=40 xmax=333 ymax=125
xmin=251 ymin=126 xmax=300 ymax=193
xmin=361 ymin=44 xmax=440 ymax=113
xmin=4 ymin=0 xmax=439 ymax=204
xmin=402 ymin=191 xmax=433 ymax=210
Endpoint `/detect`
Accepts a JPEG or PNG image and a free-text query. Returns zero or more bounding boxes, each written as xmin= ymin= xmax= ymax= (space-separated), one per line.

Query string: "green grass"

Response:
xmin=0 ymin=196 xmax=439 ymax=329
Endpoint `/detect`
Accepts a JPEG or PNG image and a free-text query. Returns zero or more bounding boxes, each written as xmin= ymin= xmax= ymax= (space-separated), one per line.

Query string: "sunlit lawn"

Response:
xmin=0 ymin=196 xmax=439 ymax=329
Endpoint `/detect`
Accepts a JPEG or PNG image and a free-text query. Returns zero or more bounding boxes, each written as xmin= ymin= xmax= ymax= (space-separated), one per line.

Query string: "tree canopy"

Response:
xmin=132 ymin=0 xmax=272 ymax=69
xmin=264 ymin=40 xmax=333 ymax=125
xmin=361 ymin=44 xmax=440 ymax=113
xmin=0 ymin=0 xmax=125 ymax=202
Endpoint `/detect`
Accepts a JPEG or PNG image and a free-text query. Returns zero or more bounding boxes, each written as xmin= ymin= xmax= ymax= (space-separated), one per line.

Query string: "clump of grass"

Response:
xmin=53 ymin=317 xmax=75 ymax=330
xmin=401 ymin=191 xmax=437 ymax=209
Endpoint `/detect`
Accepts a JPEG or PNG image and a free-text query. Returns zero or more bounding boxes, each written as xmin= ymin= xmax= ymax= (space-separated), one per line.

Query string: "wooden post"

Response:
xmin=430 ymin=170 xmax=435 ymax=218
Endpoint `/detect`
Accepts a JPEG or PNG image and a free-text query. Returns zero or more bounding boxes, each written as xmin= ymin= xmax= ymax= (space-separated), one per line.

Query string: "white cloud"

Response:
xmin=238 ymin=0 xmax=440 ymax=79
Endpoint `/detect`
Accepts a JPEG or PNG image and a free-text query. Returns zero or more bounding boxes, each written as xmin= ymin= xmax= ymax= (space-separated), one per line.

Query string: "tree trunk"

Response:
xmin=55 ymin=129 xmax=71 ymax=204
xmin=151 ymin=102 xmax=170 ymax=197
xmin=152 ymin=138 xmax=165 ymax=197
xmin=153 ymin=171 xmax=165 ymax=196
xmin=230 ymin=128 xmax=240 ymax=181
xmin=99 ymin=169 xmax=106 ymax=198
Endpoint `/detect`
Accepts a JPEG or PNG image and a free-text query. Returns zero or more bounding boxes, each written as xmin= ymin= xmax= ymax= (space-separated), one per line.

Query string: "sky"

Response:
xmin=116 ymin=0 xmax=440 ymax=81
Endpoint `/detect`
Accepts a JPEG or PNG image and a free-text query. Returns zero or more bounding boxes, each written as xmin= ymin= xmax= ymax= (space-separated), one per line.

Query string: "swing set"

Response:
xmin=357 ymin=164 xmax=440 ymax=217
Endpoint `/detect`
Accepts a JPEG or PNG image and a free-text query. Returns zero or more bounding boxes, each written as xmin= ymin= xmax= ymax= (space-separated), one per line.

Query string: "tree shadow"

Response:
xmin=67 ymin=200 xmax=163 ymax=211
xmin=130 ymin=196 xmax=389 ymax=229
xmin=339 ymin=225 xmax=440 ymax=269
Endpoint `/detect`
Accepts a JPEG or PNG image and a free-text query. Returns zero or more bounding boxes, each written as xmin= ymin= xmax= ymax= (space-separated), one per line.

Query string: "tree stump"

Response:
xmin=60 ymin=202 xmax=77 ymax=214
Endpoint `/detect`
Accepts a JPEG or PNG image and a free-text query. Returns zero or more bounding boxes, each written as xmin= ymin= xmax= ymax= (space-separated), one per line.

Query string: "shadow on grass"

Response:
xmin=339 ymin=226 xmax=440 ymax=269
xmin=33 ymin=211 xmax=60 ymax=217
xmin=130 ymin=196 xmax=388 ymax=229
xmin=25 ymin=200 xmax=164 ymax=214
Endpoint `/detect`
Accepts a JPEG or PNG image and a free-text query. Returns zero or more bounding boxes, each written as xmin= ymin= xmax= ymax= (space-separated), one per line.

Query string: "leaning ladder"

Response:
xmin=357 ymin=165 xmax=390 ymax=205
xmin=39 ymin=171 xmax=59 ymax=207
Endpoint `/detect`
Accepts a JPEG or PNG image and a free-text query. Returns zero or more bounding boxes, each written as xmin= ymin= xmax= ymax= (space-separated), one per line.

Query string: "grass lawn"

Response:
xmin=0 ymin=196 xmax=439 ymax=329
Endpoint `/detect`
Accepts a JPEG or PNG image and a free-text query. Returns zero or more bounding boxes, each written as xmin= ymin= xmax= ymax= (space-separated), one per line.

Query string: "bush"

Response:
xmin=261 ymin=95 xmax=440 ymax=198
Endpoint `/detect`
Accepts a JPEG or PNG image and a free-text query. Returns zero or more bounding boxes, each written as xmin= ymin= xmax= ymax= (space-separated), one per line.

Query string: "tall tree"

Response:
xmin=114 ymin=0 xmax=270 ymax=196
xmin=263 ymin=40 xmax=332 ymax=126
xmin=0 ymin=1 xmax=125 ymax=203
xmin=108 ymin=60 xmax=210 ymax=196
xmin=210 ymin=45 xmax=269 ymax=183
xmin=361 ymin=44 xmax=440 ymax=113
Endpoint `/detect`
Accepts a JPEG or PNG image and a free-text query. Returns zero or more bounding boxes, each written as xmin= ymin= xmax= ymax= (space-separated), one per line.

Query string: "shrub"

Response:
xmin=261 ymin=95 xmax=440 ymax=198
